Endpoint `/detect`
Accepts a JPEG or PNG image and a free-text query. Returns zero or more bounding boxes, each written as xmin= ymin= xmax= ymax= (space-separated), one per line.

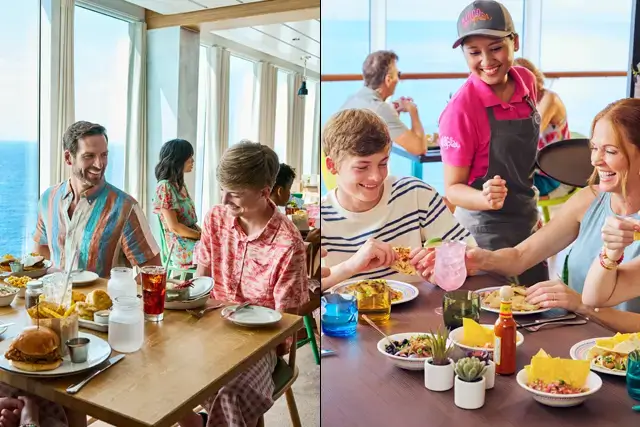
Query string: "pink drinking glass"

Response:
xmin=433 ymin=241 xmax=468 ymax=315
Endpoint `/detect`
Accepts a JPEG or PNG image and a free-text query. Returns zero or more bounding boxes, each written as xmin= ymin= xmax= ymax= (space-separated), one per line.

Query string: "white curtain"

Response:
xmin=200 ymin=46 xmax=230 ymax=210
xmin=124 ymin=21 xmax=147 ymax=208
xmin=257 ymin=62 xmax=277 ymax=149
xmin=286 ymin=73 xmax=306 ymax=176
xmin=311 ymin=81 xmax=320 ymax=175
xmin=44 ymin=0 xmax=75 ymax=189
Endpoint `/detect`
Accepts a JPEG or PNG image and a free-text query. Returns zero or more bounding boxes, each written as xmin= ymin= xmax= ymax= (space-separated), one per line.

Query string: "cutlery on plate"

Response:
xmin=66 ymin=354 xmax=125 ymax=394
xmin=222 ymin=302 xmax=251 ymax=319
xmin=321 ymin=349 xmax=337 ymax=358
xmin=524 ymin=319 xmax=587 ymax=332
xmin=187 ymin=303 xmax=225 ymax=319
xmin=361 ymin=314 xmax=396 ymax=352
xmin=517 ymin=314 xmax=577 ymax=328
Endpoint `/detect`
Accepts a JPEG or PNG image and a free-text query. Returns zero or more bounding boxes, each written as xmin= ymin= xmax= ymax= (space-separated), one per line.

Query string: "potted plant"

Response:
xmin=465 ymin=350 xmax=495 ymax=389
xmin=424 ymin=327 xmax=455 ymax=391
xmin=454 ymin=357 xmax=488 ymax=409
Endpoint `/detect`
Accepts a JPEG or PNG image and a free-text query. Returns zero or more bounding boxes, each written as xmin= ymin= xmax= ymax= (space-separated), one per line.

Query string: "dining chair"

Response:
xmin=295 ymin=242 xmax=321 ymax=365
xmin=257 ymin=331 xmax=302 ymax=427
xmin=156 ymin=216 xmax=197 ymax=280
xmin=537 ymin=188 xmax=578 ymax=224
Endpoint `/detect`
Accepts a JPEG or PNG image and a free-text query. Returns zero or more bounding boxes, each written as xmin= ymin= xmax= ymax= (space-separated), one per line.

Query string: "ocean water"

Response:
xmin=0 ymin=141 xmax=125 ymax=257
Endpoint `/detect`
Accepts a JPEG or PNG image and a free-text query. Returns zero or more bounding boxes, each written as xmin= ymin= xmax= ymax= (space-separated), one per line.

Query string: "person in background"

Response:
xmin=153 ymin=139 xmax=200 ymax=268
xmin=339 ymin=50 xmax=427 ymax=155
xmin=271 ymin=162 xmax=320 ymax=245
xmin=514 ymin=57 xmax=574 ymax=199
xmin=179 ymin=141 xmax=309 ymax=427
xmin=321 ymin=109 xmax=475 ymax=291
xmin=33 ymin=121 xmax=160 ymax=277
xmin=438 ymin=0 xmax=547 ymax=285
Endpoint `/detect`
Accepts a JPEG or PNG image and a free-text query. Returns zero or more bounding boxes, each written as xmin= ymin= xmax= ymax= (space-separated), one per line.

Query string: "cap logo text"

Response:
xmin=462 ymin=8 xmax=491 ymax=28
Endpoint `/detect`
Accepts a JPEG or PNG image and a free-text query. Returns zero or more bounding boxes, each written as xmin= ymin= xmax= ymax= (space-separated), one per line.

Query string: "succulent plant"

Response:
xmin=427 ymin=327 xmax=454 ymax=366
xmin=455 ymin=357 xmax=487 ymax=382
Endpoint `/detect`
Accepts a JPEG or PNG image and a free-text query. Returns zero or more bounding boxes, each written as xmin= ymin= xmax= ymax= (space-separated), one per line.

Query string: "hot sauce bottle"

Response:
xmin=494 ymin=285 xmax=517 ymax=375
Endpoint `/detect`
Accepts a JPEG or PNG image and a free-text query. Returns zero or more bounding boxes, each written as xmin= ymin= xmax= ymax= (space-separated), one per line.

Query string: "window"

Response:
xmin=540 ymin=1 xmax=632 ymax=71
xmin=228 ymin=55 xmax=258 ymax=146
xmin=0 ymin=1 xmax=40 ymax=256
xmin=302 ymin=80 xmax=318 ymax=175
xmin=321 ymin=0 xmax=370 ymax=74
xmin=195 ymin=45 xmax=208 ymax=220
xmin=386 ymin=0 xmax=524 ymax=72
xmin=274 ymin=69 xmax=290 ymax=163
xmin=74 ymin=6 xmax=131 ymax=190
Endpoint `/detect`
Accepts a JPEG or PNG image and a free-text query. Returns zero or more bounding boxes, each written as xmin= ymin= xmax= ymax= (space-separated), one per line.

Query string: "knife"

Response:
xmin=66 ymin=354 xmax=125 ymax=394
xmin=517 ymin=313 xmax=577 ymax=329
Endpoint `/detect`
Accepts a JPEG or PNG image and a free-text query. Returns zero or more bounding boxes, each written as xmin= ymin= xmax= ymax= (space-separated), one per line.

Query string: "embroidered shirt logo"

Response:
xmin=461 ymin=8 xmax=491 ymax=28
xmin=439 ymin=136 xmax=461 ymax=150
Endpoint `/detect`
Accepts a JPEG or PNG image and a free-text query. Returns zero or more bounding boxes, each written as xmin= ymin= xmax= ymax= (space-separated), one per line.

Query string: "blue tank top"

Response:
xmin=567 ymin=192 xmax=640 ymax=313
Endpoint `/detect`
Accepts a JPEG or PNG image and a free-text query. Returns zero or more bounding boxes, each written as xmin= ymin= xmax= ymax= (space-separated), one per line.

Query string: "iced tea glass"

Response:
xmin=141 ymin=266 xmax=167 ymax=322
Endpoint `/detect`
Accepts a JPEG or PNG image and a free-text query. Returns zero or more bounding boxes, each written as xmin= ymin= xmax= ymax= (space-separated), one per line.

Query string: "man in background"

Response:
xmin=340 ymin=50 xmax=427 ymax=155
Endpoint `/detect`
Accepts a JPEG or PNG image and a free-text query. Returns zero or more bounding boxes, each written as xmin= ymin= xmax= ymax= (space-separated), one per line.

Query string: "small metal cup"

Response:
xmin=9 ymin=262 xmax=23 ymax=273
xmin=66 ymin=338 xmax=90 ymax=363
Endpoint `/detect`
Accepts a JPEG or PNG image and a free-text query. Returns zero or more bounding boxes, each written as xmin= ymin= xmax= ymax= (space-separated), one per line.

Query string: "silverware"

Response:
xmin=66 ymin=354 xmax=125 ymax=394
xmin=361 ymin=314 xmax=396 ymax=352
xmin=525 ymin=319 xmax=587 ymax=332
xmin=222 ymin=302 xmax=251 ymax=319
xmin=517 ymin=314 xmax=577 ymax=329
xmin=187 ymin=303 xmax=225 ymax=319
xmin=321 ymin=349 xmax=337 ymax=358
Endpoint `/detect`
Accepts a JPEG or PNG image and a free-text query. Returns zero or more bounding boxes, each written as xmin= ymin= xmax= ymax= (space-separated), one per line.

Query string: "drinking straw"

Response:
xmin=59 ymin=248 xmax=79 ymax=308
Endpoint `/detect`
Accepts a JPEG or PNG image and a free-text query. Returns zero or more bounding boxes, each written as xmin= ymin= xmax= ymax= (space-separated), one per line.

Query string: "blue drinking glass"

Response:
xmin=627 ymin=350 xmax=640 ymax=401
xmin=321 ymin=293 xmax=358 ymax=337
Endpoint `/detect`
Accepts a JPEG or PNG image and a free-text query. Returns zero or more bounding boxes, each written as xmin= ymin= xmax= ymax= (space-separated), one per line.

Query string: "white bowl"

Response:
xmin=449 ymin=324 xmax=524 ymax=352
xmin=0 ymin=287 xmax=18 ymax=307
xmin=376 ymin=332 xmax=447 ymax=371
xmin=516 ymin=369 xmax=602 ymax=407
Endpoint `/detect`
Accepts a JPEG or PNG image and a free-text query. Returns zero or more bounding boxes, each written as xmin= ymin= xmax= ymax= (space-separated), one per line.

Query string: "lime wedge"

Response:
xmin=424 ymin=238 xmax=443 ymax=248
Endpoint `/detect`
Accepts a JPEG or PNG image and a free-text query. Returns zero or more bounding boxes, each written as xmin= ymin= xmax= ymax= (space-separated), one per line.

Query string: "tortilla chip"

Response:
xmin=390 ymin=247 xmax=417 ymax=275
xmin=462 ymin=318 xmax=494 ymax=348
xmin=528 ymin=349 xmax=590 ymax=388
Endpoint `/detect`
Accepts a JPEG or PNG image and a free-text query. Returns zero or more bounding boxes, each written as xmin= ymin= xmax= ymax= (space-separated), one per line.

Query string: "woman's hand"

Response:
xmin=343 ymin=239 xmax=396 ymax=275
xmin=526 ymin=279 xmax=585 ymax=313
xmin=482 ymin=175 xmax=508 ymax=210
xmin=17 ymin=396 xmax=38 ymax=427
xmin=0 ymin=397 xmax=23 ymax=427
xmin=600 ymin=215 xmax=640 ymax=261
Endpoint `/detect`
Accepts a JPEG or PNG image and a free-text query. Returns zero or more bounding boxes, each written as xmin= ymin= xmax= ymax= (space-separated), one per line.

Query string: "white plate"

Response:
xmin=449 ymin=324 xmax=524 ymax=352
xmin=221 ymin=305 xmax=282 ymax=327
xmin=0 ymin=332 xmax=111 ymax=378
xmin=516 ymin=369 xmax=602 ymax=407
xmin=329 ymin=279 xmax=419 ymax=305
xmin=78 ymin=318 xmax=108 ymax=333
xmin=165 ymin=294 xmax=209 ymax=310
xmin=476 ymin=286 xmax=551 ymax=315
xmin=187 ymin=277 xmax=214 ymax=299
xmin=569 ymin=338 xmax=627 ymax=377
xmin=376 ymin=332 xmax=443 ymax=370
xmin=71 ymin=270 xmax=99 ymax=286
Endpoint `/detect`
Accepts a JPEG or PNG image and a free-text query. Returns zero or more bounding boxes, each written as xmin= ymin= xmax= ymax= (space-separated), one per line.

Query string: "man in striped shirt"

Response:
xmin=33 ymin=121 xmax=160 ymax=277
xmin=321 ymin=109 xmax=476 ymax=289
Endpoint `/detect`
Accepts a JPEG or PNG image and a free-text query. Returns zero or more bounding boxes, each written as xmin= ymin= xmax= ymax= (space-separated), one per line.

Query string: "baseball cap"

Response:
xmin=452 ymin=0 xmax=515 ymax=49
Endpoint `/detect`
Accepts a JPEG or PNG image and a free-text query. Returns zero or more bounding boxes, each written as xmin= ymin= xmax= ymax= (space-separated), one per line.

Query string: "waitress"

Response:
xmin=438 ymin=0 xmax=548 ymax=285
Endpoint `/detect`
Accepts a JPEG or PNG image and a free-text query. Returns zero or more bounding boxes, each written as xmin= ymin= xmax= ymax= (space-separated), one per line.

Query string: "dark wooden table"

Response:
xmin=321 ymin=274 xmax=637 ymax=427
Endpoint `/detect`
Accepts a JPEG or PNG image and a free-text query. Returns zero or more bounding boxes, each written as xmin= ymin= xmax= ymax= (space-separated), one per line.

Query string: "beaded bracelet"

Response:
xmin=600 ymin=246 xmax=624 ymax=269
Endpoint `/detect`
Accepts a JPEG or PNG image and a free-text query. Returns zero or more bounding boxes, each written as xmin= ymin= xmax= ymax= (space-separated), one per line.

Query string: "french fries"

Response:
xmin=27 ymin=301 xmax=77 ymax=319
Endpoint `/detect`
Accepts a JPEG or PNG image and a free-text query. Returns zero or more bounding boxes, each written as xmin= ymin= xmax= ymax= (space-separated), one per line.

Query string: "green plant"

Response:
xmin=455 ymin=357 xmax=487 ymax=382
xmin=426 ymin=327 xmax=454 ymax=366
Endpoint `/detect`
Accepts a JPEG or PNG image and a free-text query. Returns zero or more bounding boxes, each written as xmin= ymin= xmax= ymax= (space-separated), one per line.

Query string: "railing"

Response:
xmin=320 ymin=71 xmax=627 ymax=82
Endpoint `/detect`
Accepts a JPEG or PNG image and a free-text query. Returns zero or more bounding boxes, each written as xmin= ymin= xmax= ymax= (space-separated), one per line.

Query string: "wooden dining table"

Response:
xmin=321 ymin=274 xmax=638 ymax=427
xmin=0 ymin=279 xmax=302 ymax=427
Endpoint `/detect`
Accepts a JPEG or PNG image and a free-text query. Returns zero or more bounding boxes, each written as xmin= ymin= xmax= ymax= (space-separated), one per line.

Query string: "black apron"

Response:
xmin=455 ymin=96 xmax=549 ymax=285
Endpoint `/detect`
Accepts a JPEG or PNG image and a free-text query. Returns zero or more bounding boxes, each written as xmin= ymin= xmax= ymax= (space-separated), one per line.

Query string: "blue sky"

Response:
xmin=0 ymin=1 xmax=130 ymax=143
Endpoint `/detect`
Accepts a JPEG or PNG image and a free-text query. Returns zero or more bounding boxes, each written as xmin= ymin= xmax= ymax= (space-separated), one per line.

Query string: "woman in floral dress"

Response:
xmin=153 ymin=139 xmax=200 ymax=268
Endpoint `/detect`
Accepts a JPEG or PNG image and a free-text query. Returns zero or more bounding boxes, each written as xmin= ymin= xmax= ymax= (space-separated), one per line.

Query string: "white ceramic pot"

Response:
xmin=424 ymin=358 xmax=454 ymax=391
xmin=454 ymin=375 xmax=486 ymax=409
xmin=483 ymin=360 xmax=495 ymax=389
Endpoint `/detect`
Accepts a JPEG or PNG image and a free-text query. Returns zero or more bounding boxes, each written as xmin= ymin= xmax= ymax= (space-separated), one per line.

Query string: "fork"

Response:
xmin=222 ymin=302 xmax=251 ymax=319
xmin=187 ymin=303 xmax=225 ymax=319
xmin=525 ymin=319 xmax=587 ymax=332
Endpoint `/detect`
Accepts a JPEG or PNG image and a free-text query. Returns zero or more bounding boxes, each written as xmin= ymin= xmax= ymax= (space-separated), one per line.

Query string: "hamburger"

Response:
xmin=4 ymin=326 xmax=62 ymax=371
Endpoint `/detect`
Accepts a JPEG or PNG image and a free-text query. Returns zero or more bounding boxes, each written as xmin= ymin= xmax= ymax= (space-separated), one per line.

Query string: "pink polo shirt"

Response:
xmin=439 ymin=66 xmax=538 ymax=185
